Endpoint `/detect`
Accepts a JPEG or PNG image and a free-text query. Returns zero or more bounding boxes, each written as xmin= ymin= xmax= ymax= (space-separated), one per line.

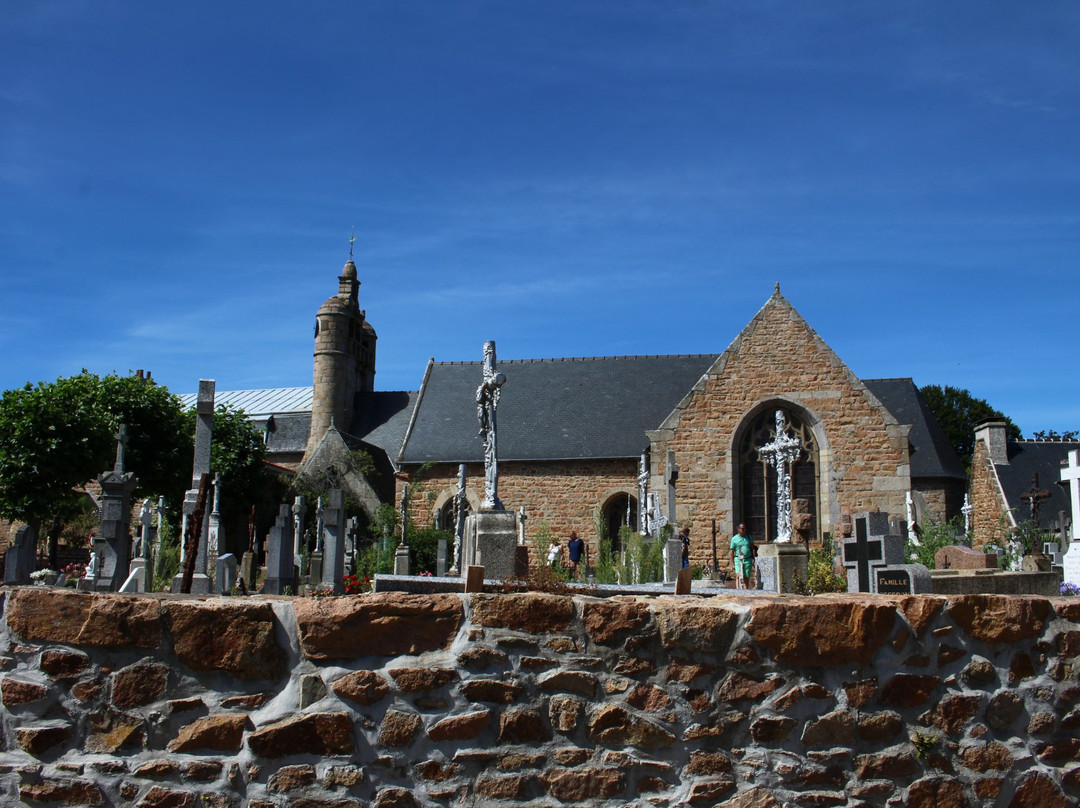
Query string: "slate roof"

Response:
xmin=349 ymin=391 xmax=416 ymax=459
xmin=262 ymin=412 xmax=312 ymax=455
xmin=862 ymin=379 xmax=967 ymax=480
xmin=398 ymin=355 xmax=720 ymax=463
xmin=177 ymin=387 xmax=313 ymax=417
xmin=995 ymin=441 xmax=1080 ymax=530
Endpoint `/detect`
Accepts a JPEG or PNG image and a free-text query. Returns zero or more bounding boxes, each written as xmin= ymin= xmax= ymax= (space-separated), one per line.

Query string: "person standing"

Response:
xmin=679 ymin=526 xmax=690 ymax=569
xmin=729 ymin=523 xmax=756 ymax=589
xmin=567 ymin=531 xmax=584 ymax=575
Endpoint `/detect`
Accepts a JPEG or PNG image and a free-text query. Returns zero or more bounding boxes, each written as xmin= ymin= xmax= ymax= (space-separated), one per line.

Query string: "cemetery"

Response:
xmin=0 ymin=264 xmax=1078 ymax=807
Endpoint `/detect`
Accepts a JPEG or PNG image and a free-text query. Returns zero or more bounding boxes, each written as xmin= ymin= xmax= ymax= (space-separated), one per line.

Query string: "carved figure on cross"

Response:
xmin=476 ymin=340 xmax=507 ymax=511
xmin=1020 ymin=472 xmax=1052 ymax=527
xmin=757 ymin=409 xmax=802 ymax=543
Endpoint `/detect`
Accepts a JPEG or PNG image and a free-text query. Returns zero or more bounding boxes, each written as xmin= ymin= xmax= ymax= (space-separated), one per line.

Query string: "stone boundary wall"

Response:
xmin=0 ymin=588 xmax=1078 ymax=807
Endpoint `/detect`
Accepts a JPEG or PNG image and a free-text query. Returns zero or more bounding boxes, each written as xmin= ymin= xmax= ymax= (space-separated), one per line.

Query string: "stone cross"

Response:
xmin=637 ymin=452 xmax=650 ymax=535
xmin=842 ymin=512 xmax=899 ymax=593
xmin=292 ymin=496 xmax=306 ymax=559
xmin=664 ymin=450 xmax=678 ymax=525
xmin=207 ymin=472 xmax=223 ymax=574
xmin=114 ymin=424 xmax=129 ymax=474
xmin=315 ymin=496 xmax=325 ymax=553
xmin=450 ymin=464 xmax=467 ymax=575
xmin=757 ymin=410 xmax=802 ymax=543
xmin=400 ymin=484 xmax=409 ymax=547
xmin=137 ymin=499 xmax=153 ymax=559
xmin=476 ymin=340 xmax=507 ymax=511
xmin=1020 ymin=472 xmax=1053 ymax=527
xmin=1061 ymin=449 xmax=1080 ymax=542
xmin=961 ymin=493 xmax=974 ymax=536
xmin=517 ymin=506 xmax=527 ymax=546
xmin=179 ymin=380 xmax=214 ymax=578
xmin=320 ymin=489 xmax=346 ymax=594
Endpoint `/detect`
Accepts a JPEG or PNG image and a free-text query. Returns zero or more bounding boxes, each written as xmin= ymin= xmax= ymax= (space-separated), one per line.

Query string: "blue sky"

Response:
xmin=2 ymin=2 xmax=1077 ymax=434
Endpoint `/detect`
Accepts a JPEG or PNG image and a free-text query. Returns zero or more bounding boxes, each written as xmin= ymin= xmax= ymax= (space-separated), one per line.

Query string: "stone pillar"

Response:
xmin=320 ymin=490 xmax=346 ymax=595
xmin=263 ymin=504 xmax=296 ymax=595
xmin=97 ymin=426 xmax=138 ymax=592
xmin=3 ymin=525 xmax=37 ymax=585
xmin=462 ymin=511 xmax=519 ymax=580
xmin=176 ymin=380 xmax=214 ymax=594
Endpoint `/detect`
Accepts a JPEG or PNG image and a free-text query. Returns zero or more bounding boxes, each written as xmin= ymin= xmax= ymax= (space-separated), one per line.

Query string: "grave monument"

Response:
xmin=174 ymin=380 xmax=214 ymax=594
xmin=96 ymin=425 xmax=139 ymax=591
xmin=755 ymin=410 xmax=809 ymax=592
xmin=460 ymin=341 xmax=520 ymax=579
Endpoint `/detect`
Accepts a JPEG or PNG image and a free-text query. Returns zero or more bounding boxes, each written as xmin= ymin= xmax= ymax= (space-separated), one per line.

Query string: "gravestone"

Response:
xmin=1043 ymin=541 xmax=1063 ymax=569
xmin=319 ymin=490 xmax=346 ymax=595
xmin=663 ymin=535 xmax=683 ymax=584
xmin=437 ymin=538 xmax=448 ymax=578
xmin=216 ymin=553 xmax=238 ymax=595
xmin=874 ymin=564 xmax=932 ymax=594
xmin=263 ymin=503 xmax=296 ymax=595
xmin=1063 ymin=540 xmax=1080 ymax=587
xmin=935 ymin=545 xmax=997 ymax=570
xmin=175 ymin=380 xmax=214 ymax=594
xmin=96 ymin=426 xmax=139 ymax=591
xmin=4 ymin=525 xmax=37 ymax=585
xmin=842 ymin=512 xmax=903 ymax=593
xmin=207 ymin=473 xmax=223 ymax=584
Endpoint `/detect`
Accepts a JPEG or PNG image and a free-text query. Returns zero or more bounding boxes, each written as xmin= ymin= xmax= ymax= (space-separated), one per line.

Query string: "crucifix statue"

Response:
xmin=449 ymin=464 xmax=467 ymax=575
xmin=113 ymin=424 xmax=129 ymax=474
xmin=757 ymin=409 xmax=802 ymax=543
xmin=1020 ymin=472 xmax=1052 ymax=527
xmin=637 ymin=451 xmax=650 ymax=535
xmin=476 ymin=340 xmax=507 ymax=511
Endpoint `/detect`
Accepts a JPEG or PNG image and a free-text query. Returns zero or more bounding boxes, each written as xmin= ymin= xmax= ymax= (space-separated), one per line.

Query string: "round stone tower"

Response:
xmin=304 ymin=259 xmax=377 ymax=459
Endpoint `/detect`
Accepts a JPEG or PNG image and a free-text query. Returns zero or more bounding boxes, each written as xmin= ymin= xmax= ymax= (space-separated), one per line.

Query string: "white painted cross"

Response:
xmin=758 ymin=410 xmax=802 ymax=543
xmin=1061 ymin=449 xmax=1080 ymax=542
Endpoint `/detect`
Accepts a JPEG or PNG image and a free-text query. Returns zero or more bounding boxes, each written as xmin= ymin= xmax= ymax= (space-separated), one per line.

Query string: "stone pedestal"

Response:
xmin=663 ymin=537 xmax=683 ymax=583
xmin=462 ymin=511 xmax=520 ymax=581
xmin=216 ymin=554 xmax=238 ymax=595
xmin=757 ymin=543 xmax=809 ymax=593
xmin=394 ymin=544 xmax=411 ymax=576
xmin=119 ymin=557 xmax=148 ymax=592
xmin=308 ymin=552 xmax=324 ymax=588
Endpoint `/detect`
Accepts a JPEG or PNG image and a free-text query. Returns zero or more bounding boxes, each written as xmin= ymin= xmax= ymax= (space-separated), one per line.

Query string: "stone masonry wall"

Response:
xmin=650 ymin=296 xmax=911 ymax=565
xmin=1 ymin=587 xmax=1078 ymax=807
xmin=970 ymin=440 xmax=1013 ymax=551
xmin=400 ymin=459 xmax=637 ymax=569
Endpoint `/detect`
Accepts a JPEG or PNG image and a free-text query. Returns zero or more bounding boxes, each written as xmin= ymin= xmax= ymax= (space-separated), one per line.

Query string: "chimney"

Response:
xmin=975 ymin=420 xmax=1009 ymax=465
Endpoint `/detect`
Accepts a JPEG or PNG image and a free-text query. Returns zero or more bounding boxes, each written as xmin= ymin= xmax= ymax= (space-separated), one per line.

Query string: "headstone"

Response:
xmin=476 ymin=340 xmax=507 ymax=511
xmin=216 ymin=553 xmax=238 ymax=595
xmin=842 ymin=512 xmax=902 ymax=593
xmin=675 ymin=566 xmax=693 ymax=595
xmin=4 ymin=525 xmax=37 ymax=585
xmin=1061 ymin=449 xmax=1080 ymax=542
xmin=207 ymin=473 xmax=223 ymax=581
xmin=1043 ymin=541 xmax=1063 ymax=568
xmin=935 ymin=545 xmax=997 ymax=570
xmin=437 ymin=538 xmax=448 ymax=578
xmin=175 ymin=380 xmax=214 ymax=594
xmin=663 ymin=535 xmax=682 ymax=583
xmin=1062 ymin=540 xmax=1080 ymax=587
xmin=119 ymin=557 xmax=147 ymax=592
xmin=394 ymin=542 xmax=411 ymax=576
xmin=240 ymin=551 xmax=257 ymax=592
xmin=96 ymin=425 xmax=138 ymax=591
xmin=874 ymin=564 xmax=931 ymax=594
xmin=319 ymin=489 xmax=346 ymax=594
xmin=263 ymin=503 xmax=296 ymax=595
xmin=465 ymin=565 xmax=485 ymax=593
xmin=461 ymin=510 xmax=518 ymax=580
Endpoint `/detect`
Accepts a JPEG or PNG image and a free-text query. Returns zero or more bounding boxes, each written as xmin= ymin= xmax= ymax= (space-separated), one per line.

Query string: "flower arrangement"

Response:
xmin=62 ymin=562 xmax=87 ymax=580
xmin=343 ymin=574 xmax=371 ymax=595
xmin=1061 ymin=582 xmax=1080 ymax=596
xmin=30 ymin=569 xmax=58 ymax=585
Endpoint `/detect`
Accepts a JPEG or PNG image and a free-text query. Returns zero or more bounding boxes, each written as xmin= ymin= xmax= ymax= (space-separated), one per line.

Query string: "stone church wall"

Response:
xmin=0 ymin=588 xmax=1077 ymax=807
xmin=400 ymin=458 xmax=638 ymax=569
xmin=969 ymin=440 xmax=1013 ymax=551
xmin=651 ymin=298 xmax=910 ymax=563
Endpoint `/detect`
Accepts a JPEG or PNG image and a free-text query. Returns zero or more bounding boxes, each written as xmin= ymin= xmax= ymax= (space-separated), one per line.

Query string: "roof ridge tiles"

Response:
xmin=432 ymin=353 xmax=720 ymax=366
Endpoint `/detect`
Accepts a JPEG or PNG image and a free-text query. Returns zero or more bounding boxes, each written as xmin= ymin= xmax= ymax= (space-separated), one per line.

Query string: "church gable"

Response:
xmin=650 ymin=287 xmax=911 ymax=541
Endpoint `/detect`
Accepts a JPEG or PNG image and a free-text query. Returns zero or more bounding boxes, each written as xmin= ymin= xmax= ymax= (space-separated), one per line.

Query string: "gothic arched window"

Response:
xmin=738 ymin=407 xmax=819 ymax=543
xmin=601 ymin=493 xmax=638 ymax=554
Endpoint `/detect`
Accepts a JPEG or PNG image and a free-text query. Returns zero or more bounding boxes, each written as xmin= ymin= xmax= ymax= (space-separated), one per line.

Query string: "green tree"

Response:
xmin=918 ymin=384 xmax=1021 ymax=467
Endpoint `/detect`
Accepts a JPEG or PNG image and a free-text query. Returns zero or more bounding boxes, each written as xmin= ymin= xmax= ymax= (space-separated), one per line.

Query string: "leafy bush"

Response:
xmin=792 ymin=535 xmax=847 ymax=595
xmin=905 ymin=516 xmax=964 ymax=569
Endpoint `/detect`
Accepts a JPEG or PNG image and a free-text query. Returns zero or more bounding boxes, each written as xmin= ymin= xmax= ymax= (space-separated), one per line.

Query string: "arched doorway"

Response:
xmin=601 ymin=493 xmax=638 ymax=554
xmin=737 ymin=406 xmax=820 ymax=543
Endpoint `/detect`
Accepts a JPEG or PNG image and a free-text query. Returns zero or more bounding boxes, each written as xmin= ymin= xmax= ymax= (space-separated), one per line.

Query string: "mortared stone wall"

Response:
xmin=2 ymin=587 xmax=1077 ymax=807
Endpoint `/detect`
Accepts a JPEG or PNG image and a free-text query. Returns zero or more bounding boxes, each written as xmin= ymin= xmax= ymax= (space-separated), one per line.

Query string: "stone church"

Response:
xmin=216 ymin=258 xmax=965 ymax=572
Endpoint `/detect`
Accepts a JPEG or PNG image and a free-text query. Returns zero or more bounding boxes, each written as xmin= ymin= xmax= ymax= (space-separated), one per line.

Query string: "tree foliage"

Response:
xmin=0 ymin=373 xmax=268 ymax=542
xmin=918 ymin=384 xmax=1021 ymax=466
xmin=184 ymin=403 xmax=269 ymax=528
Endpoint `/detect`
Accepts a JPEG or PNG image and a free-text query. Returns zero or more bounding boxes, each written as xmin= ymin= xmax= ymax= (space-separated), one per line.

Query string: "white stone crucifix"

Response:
xmin=1061 ymin=449 xmax=1080 ymax=542
xmin=757 ymin=409 xmax=802 ymax=543
xmin=476 ymin=340 xmax=507 ymax=511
